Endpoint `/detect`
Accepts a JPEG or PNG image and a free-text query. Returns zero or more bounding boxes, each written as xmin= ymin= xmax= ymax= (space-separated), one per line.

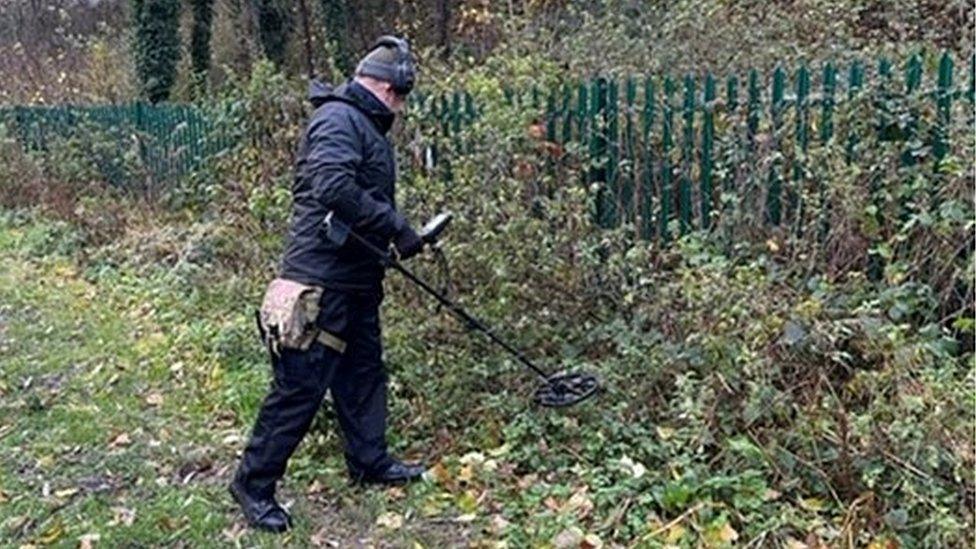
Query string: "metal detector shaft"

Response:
xmin=328 ymin=216 xmax=552 ymax=382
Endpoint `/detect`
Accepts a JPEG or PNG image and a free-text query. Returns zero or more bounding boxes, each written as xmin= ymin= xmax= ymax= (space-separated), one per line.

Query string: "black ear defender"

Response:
xmin=357 ymin=35 xmax=416 ymax=96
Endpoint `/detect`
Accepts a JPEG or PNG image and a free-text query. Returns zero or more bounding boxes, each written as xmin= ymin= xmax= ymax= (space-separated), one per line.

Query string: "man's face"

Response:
xmin=384 ymin=83 xmax=407 ymax=114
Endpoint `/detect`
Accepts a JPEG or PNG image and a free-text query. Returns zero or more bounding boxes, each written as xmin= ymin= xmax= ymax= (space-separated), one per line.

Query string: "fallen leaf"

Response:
xmin=458 ymin=464 xmax=476 ymax=484
xmin=619 ymin=455 xmax=646 ymax=479
xmin=543 ymin=496 xmax=561 ymax=511
xmin=457 ymin=490 xmax=478 ymax=513
xmin=36 ymin=522 xmax=63 ymax=544
xmin=309 ymin=526 xmax=338 ymax=547
xmin=665 ymin=524 xmax=687 ymax=543
xmin=552 ymin=526 xmax=583 ymax=549
xmin=581 ymin=533 xmax=603 ymax=549
xmin=110 ymin=507 xmax=136 ymax=527
xmin=459 ymin=451 xmax=486 ymax=465
xmin=784 ymin=538 xmax=808 ymax=549
xmin=717 ymin=523 xmax=739 ymax=543
xmin=424 ymin=462 xmax=451 ymax=485
xmin=79 ymin=533 xmax=100 ymax=549
xmin=108 ymin=432 xmax=131 ymax=449
xmin=375 ymin=511 xmax=403 ymax=530
xmin=54 ymin=488 xmax=78 ymax=499
xmin=516 ymin=474 xmax=538 ymax=490
xmin=656 ymin=426 xmax=675 ymax=440
xmin=222 ymin=521 xmax=246 ymax=542
xmin=490 ymin=514 xmax=511 ymax=534
xmin=799 ymin=497 xmax=825 ymax=511
xmin=564 ymin=488 xmax=593 ymax=519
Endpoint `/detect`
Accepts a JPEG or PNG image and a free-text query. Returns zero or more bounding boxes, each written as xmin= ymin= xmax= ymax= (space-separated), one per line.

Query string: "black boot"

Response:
xmin=350 ymin=459 xmax=426 ymax=486
xmin=229 ymin=479 xmax=292 ymax=533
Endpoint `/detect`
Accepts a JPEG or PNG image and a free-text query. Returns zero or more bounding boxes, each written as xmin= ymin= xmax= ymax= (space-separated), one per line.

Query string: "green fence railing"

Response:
xmin=418 ymin=51 xmax=974 ymax=248
xmin=0 ymin=102 xmax=233 ymax=185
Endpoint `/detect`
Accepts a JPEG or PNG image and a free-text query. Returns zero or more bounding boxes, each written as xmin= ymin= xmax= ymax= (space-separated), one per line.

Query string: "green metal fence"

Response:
xmin=418 ymin=51 xmax=975 ymax=246
xmin=0 ymin=102 xmax=233 ymax=185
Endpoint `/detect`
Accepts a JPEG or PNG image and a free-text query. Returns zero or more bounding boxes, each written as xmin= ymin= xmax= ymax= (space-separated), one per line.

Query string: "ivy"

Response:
xmin=189 ymin=0 xmax=215 ymax=86
xmin=131 ymin=0 xmax=181 ymax=104
xmin=253 ymin=0 xmax=293 ymax=67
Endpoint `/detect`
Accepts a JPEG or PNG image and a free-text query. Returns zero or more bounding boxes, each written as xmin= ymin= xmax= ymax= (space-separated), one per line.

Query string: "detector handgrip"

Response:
xmin=419 ymin=212 xmax=453 ymax=244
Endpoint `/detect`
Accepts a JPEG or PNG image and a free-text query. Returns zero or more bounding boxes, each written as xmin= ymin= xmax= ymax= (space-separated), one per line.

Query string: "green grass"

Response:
xmin=0 ymin=217 xmax=470 ymax=547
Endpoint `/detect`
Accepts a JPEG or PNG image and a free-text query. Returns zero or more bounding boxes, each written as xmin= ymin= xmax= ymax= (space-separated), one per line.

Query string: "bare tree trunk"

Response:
xmin=297 ymin=0 xmax=315 ymax=77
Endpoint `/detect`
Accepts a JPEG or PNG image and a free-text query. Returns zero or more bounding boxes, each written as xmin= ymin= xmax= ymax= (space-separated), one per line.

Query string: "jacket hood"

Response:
xmin=308 ymin=78 xmax=395 ymax=135
xmin=308 ymin=79 xmax=334 ymax=108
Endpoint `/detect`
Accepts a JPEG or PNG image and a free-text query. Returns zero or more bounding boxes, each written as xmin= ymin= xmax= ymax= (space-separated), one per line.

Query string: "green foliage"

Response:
xmin=131 ymin=0 xmax=181 ymax=103
xmin=319 ymin=0 xmax=353 ymax=75
xmin=253 ymin=0 xmax=293 ymax=67
xmin=189 ymin=0 xmax=215 ymax=86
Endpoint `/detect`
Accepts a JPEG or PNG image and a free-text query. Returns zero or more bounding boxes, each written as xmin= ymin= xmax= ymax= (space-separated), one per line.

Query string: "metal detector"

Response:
xmin=324 ymin=211 xmax=599 ymax=407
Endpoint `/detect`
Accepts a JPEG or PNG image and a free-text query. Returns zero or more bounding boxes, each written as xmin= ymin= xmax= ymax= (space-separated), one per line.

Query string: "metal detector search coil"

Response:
xmin=323 ymin=212 xmax=600 ymax=407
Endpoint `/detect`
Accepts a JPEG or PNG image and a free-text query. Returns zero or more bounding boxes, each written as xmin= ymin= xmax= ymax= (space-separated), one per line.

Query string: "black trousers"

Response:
xmin=235 ymin=290 xmax=391 ymax=499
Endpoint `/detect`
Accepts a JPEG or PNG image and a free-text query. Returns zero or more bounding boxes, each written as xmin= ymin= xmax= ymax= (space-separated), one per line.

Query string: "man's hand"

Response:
xmin=393 ymin=224 xmax=424 ymax=260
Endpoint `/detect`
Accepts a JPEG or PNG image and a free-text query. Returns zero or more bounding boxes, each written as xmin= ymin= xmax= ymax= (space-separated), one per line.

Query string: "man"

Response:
xmin=230 ymin=36 xmax=426 ymax=533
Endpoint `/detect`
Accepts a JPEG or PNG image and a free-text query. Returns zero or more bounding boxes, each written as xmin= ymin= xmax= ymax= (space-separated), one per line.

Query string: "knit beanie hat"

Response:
xmin=355 ymin=36 xmax=415 ymax=95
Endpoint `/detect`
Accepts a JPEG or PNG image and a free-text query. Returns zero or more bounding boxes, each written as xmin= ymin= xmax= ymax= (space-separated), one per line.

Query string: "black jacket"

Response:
xmin=279 ymin=79 xmax=404 ymax=291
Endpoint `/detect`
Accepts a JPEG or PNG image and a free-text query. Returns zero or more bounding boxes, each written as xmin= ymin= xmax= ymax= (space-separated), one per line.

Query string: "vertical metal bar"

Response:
xmin=724 ymin=75 xmax=739 ymax=205
xmin=846 ymin=61 xmax=864 ymax=163
xmin=792 ymin=65 xmax=810 ymax=234
xmin=561 ymin=83 xmax=572 ymax=145
xmin=606 ymin=78 xmax=619 ymax=227
xmin=934 ymin=51 xmax=953 ymax=163
xmin=970 ymin=52 xmax=975 ymax=105
xmin=441 ymin=93 xmax=452 ymax=182
xmin=897 ymin=54 xmax=924 ymax=224
xmin=451 ymin=91 xmax=461 ymax=135
xmin=661 ymin=76 xmax=675 ymax=242
xmin=578 ymin=82 xmax=589 ymax=187
xmin=623 ymin=75 xmax=636 ymax=225
xmin=701 ymin=72 xmax=715 ymax=230
xmin=767 ymin=66 xmax=785 ymax=226
xmin=641 ymin=76 xmax=655 ymax=240
xmin=590 ymin=78 xmax=609 ymax=227
xmin=818 ymin=63 xmax=837 ymax=242
xmin=546 ymin=89 xmax=557 ymax=143
xmin=747 ymin=70 xmax=760 ymax=151
xmin=723 ymin=74 xmax=740 ymax=249
xmin=680 ymin=74 xmax=695 ymax=234
xmin=869 ymin=58 xmax=895 ymax=280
